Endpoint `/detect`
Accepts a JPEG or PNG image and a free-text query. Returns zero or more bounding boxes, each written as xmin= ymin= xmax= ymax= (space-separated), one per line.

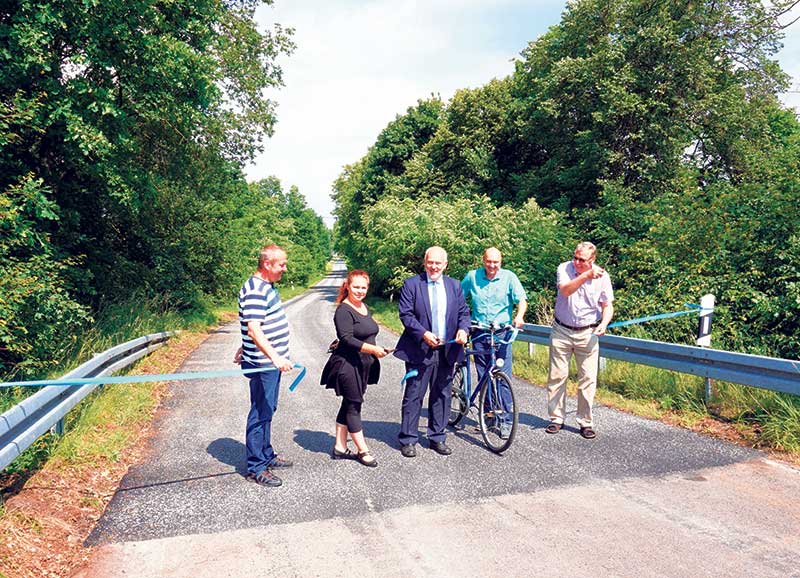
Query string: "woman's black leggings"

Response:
xmin=336 ymin=398 xmax=363 ymax=433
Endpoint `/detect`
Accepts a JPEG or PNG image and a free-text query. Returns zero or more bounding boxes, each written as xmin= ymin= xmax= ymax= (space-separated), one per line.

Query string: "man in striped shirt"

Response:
xmin=238 ymin=244 xmax=294 ymax=487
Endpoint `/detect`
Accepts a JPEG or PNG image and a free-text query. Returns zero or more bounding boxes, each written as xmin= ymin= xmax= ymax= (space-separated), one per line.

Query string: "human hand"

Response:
xmin=423 ymin=331 xmax=442 ymax=348
xmin=588 ymin=266 xmax=605 ymax=279
xmin=455 ymin=329 xmax=468 ymax=344
xmin=233 ymin=347 xmax=243 ymax=364
xmin=512 ymin=315 xmax=524 ymax=328
xmin=593 ymin=324 xmax=607 ymax=336
xmin=272 ymin=354 xmax=294 ymax=372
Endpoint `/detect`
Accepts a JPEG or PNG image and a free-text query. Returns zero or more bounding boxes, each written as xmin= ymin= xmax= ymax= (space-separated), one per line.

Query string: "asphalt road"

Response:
xmin=78 ymin=261 xmax=800 ymax=578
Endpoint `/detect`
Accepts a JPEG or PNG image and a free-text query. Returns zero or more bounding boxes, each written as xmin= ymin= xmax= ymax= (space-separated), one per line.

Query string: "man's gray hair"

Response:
xmin=424 ymin=246 xmax=448 ymax=262
xmin=259 ymin=244 xmax=286 ymax=268
xmin=575 ymin=241 xmax=596 ymax=256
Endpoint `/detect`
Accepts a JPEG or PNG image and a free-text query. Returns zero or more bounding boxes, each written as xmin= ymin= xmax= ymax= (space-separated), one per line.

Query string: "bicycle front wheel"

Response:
xmin=478 ymin=371 xmax=517 ymax=453
xmin=448 ymin=364 xmax=468 ymax=426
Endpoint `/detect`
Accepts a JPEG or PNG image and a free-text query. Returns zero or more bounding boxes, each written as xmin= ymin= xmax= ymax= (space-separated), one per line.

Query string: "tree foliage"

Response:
xmin=355 ymin=194 xmax=570 ymax=299
xmin=333 ymin=0 xmax=800 ymax=359
xmin=0 ymin=1 xmax=331 ymax=379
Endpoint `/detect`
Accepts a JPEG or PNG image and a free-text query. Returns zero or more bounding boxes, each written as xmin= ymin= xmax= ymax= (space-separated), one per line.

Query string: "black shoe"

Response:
xmin=400 ymin=444 xmax=417 ymax=458
xmin=269 ymin=456 xmax=293 ymax=468
xmin=429 ymin=441 xmax=452 ymax=455
xmin=331 ymin=447 xmax=355 ymax=460
xmin=248 ymin=469 xmax=282 ymax=487
xmin=357 ymin=451 xmax=378 ymax=468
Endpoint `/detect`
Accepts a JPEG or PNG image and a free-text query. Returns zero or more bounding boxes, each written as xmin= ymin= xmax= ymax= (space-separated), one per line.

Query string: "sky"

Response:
xmin=247 ymin=1 xmax=800 ymax=225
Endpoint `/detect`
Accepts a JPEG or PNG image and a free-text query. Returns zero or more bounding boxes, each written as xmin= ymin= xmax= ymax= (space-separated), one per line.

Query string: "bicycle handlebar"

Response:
xmin=468 ymin=322 xmax=519 ymax=345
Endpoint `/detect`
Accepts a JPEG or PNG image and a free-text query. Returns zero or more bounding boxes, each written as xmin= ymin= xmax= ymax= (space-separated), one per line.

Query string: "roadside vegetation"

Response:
xmin=0 ymin=268 xmax=326 ymax=578
xmin=339 ymin=0 xmax=800 ymax=461
xmin=334 ymin=0 xmax=800 ymax=362
xmin=1 ymin=0 xmax=331 ymax=388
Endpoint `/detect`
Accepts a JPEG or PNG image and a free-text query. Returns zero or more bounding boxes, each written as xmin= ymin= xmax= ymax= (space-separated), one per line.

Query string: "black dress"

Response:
xmin=320 ymin=303 xmax=381 ymax=402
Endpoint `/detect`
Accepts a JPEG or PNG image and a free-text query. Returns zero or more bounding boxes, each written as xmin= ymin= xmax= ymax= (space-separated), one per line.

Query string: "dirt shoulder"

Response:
xmin=0 ymin=329 xmax=212 ymax=578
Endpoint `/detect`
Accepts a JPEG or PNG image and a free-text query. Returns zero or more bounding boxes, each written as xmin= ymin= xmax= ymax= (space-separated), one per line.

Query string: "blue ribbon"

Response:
xmin=398 ymin=329 xmax=521 ymax=387
xmin=0 ymin=364 xmax=307 ymax=391
xmin=608 ymin=304 xmax=701 ymax=329
xmin=400 ymin=369 xmax=418 ymax=386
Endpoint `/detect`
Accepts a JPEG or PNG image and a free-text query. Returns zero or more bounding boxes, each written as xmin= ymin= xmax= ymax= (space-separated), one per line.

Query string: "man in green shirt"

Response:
xmin=461 ymin=247 xmax=527 ymax=438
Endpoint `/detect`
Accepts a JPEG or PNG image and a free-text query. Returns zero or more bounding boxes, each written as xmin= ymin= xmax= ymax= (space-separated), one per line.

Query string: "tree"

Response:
xmin=332 ymin=98 xmax=444 ymax=266
xmin=512 ymin=0 xmax=794 ymax=211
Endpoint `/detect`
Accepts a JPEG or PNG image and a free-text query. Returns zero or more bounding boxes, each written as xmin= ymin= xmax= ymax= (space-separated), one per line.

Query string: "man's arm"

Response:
xmin=594 ymin=301 xmax=614 ymax=336
xmin=398 ymin=278 xmax=437 ymax=346
xmin=454 ymin=283 xmax=471 ymax=344
xmin=513 ymin=298 xmax=528 ymax=328
xmin=247 ymin=320 xmax=293 ymax=371
xmin=559 ymin=266 xmax=605 ymax=297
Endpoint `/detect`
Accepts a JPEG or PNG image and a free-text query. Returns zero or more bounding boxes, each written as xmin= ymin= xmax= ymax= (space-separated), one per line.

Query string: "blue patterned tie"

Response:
xmin=430 ymin=281 xmax=441 ymax=339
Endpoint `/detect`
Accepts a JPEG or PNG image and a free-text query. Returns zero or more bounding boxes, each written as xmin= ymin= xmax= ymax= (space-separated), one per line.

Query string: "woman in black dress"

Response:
xmin=321 ymin=269 xmax=389 ymax=467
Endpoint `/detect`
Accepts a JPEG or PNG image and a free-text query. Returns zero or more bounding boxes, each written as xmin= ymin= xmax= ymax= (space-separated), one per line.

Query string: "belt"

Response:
xmin=554 ymin=317 xmax=599 ymax=331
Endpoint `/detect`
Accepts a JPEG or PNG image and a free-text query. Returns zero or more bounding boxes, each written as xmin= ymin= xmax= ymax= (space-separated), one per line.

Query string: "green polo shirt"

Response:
xmin=461 ymin=267 xmax=526 ymax=326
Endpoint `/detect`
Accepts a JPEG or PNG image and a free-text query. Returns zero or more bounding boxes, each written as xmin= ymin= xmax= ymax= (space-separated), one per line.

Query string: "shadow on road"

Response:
xmin=308 ymin=284 xmax=340 ymax=303
xmin=518 ymin=411 xmax=551 ymax=431
xmin=293 ymin=429 xmax=335 ymax=454
xmin=207 ymin=437 xmax=248 ymax=475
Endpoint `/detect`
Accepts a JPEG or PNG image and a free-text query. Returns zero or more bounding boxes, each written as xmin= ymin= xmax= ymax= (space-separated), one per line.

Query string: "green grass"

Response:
xmin=512 ymin=339 xmax=800 ymax=453
xmin=1 ymin=269 xmax=330 ymax=479
xmin=366 ymin=296 xmax=403 ymax=334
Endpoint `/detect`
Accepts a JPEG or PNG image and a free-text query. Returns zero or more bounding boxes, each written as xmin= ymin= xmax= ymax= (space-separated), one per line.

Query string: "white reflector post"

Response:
xmin=696 ymin=294 xmax=715 ymax=347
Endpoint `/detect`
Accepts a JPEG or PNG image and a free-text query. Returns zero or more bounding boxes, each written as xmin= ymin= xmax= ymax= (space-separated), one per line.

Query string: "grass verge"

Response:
xmin=0 ymin=270 xmax=327 ymax=578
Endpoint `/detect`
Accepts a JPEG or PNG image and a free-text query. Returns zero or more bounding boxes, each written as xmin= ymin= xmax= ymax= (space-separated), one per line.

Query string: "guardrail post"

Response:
xmin=51 ymin=419 xmax=64 ymax=436
xmin=528 ymin=343 xmax=535 ymax=357
xmin=696 ymin=294 xmax=715 ymax=404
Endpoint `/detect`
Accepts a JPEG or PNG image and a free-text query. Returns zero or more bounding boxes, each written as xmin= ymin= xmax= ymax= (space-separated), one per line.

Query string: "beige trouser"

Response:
xmin=546 ymin=322 xmax=599 ymax=428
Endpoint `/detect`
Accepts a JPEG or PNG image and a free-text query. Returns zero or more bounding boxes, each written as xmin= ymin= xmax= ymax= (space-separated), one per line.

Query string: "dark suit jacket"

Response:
xmin=394 ymin=272 xmax=471 ymax=366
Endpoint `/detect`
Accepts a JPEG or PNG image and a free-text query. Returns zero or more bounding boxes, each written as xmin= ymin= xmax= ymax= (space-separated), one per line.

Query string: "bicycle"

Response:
xmin=448 ymin=322 xmax=519 ymax=453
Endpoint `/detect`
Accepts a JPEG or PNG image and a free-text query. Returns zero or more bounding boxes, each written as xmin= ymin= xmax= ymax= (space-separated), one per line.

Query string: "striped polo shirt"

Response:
xmin=238 ymin=275 xmax=290 ymax=366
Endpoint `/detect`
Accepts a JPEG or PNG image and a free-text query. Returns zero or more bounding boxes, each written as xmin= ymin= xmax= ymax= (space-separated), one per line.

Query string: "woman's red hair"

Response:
xmin=336 ymin=269 xmax=370 ymax=304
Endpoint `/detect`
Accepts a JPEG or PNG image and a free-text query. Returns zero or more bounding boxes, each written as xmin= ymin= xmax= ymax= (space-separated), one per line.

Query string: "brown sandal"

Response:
xmin=545 ymin=422 xmax=562 ymax=434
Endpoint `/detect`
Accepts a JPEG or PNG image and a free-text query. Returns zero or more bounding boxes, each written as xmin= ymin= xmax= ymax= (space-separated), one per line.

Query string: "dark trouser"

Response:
xmin=399 ymin=350 xmax=453 ymax=445
xmin=336 ymin=398 xmax=363 ymax=433
xmin=243 ymin=362 xmax=281 ymax=475
xmin=472 ymin=329 xmax=513 ymax=423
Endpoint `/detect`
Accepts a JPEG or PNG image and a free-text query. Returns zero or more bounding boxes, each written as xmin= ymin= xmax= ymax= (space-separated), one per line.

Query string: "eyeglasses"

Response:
xmin=573 ymin=256 xmax=592 ymax=263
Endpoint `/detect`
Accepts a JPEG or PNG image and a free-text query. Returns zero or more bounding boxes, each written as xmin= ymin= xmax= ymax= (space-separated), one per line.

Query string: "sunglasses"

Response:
xmin=573 ymin=256 xmax=592 ymax=263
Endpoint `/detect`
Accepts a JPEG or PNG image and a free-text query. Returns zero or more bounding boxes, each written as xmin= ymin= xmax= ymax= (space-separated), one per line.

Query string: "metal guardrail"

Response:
xmin=0 ymin=331 xmax=174 ymax=471
xmin=2 ymin=325 xmax=798 ymax=471
xmin=518 ymin=324 xmax=800 ymax=397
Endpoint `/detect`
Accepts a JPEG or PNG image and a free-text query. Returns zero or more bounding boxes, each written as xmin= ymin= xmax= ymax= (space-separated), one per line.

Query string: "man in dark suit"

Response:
xmin=394 ymin=246 xmax=470 ymax=457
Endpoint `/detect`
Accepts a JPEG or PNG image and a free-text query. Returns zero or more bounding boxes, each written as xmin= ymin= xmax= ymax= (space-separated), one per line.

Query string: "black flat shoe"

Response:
xmin=357 ymin=451 xmax=378 ymax=468
xmin=429 ymin=441 xmax=452 ymax=455
xmin=331 ymin=447 xmax=355 ymax=460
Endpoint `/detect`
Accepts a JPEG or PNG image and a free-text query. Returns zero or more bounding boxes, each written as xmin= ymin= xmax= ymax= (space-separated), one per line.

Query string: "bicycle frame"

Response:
xmin=457 ymin=323 xmax=516 ymax=414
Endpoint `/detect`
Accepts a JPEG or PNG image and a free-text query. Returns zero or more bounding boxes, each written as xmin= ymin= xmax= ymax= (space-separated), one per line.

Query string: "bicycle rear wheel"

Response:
xmin=478 ymin=371 xmax=517 ymax=453
xmin=448 ymin=364 xmax=468 ymax=426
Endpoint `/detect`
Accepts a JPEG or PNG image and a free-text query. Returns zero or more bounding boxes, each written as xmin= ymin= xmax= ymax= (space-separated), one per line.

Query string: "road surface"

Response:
xmin=78 ymin=261 xmax=800 ymax=578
